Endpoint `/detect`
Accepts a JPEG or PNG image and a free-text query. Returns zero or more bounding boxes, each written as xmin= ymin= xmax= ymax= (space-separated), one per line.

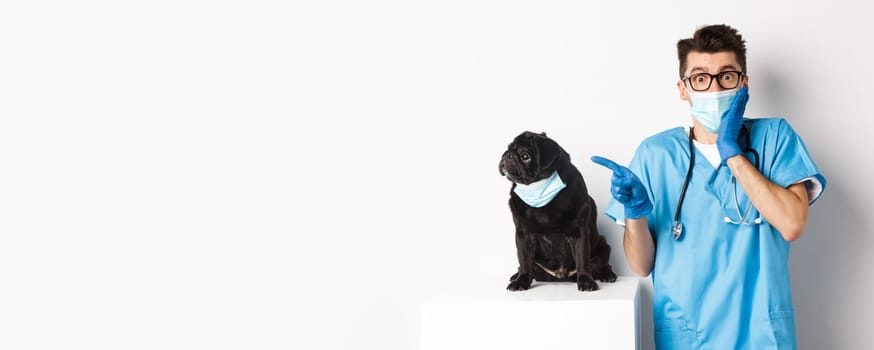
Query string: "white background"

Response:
xmin=1 ymin=1 xmax=872 ymax=349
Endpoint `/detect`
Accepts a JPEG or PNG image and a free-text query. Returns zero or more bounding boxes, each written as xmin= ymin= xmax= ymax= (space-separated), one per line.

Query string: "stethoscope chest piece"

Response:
xmin=672 ymin=221 xmax=683 ymax=240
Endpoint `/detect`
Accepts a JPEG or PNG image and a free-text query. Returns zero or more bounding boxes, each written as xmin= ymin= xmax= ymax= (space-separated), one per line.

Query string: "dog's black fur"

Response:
xmin=499 ymin=131 xmax=617 ymax=291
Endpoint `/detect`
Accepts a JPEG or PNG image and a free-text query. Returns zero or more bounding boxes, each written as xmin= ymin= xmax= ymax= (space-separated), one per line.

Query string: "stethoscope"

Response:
xmin=672 ymin=124 xmax=761 ymax=240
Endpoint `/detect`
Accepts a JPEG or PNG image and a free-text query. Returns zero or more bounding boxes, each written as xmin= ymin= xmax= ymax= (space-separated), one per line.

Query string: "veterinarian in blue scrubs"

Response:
xmin=591 ymin=25 xmax=826 ymax=349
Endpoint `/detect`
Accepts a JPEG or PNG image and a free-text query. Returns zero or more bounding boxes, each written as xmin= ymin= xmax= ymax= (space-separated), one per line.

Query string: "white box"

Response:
xmin=420 ymin=276 xmax=640 ymax=350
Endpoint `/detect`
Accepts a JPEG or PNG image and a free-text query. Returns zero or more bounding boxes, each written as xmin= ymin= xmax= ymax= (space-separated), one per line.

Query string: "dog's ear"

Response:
xmin=535 ymin=134 xmax=566 ymax=171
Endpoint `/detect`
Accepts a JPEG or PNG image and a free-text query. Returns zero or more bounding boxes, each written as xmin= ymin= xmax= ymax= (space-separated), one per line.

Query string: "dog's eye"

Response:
xmin=520 ymin=153 xmax=530 ymax=161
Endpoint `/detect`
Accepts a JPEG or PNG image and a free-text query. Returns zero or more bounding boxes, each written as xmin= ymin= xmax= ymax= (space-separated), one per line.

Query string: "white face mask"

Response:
xmin=688 ymin=88 xmax=739 ymax=133
xmin=513 ymin=171 xmax=566 ymax=208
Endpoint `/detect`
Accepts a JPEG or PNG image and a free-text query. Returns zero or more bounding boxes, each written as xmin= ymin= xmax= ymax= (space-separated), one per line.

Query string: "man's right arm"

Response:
xmin=591 ymin=155 xmax=655 ymax=276
xmin=623 ymin=217 xmax=654 ymax=276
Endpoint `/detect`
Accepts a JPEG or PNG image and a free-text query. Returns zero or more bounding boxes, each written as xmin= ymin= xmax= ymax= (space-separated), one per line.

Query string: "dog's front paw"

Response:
xmin=595 ymin=268 xmax=618 ymax=283
xmin=507 ymin=273 xmax=533 ymax=291
xmin=577 ymin=274 xmax=599 ymax=292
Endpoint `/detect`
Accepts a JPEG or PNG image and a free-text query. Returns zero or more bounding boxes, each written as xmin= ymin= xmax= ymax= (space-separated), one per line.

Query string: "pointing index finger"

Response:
xmin=591 ymin=155 xmax=621 ymax=173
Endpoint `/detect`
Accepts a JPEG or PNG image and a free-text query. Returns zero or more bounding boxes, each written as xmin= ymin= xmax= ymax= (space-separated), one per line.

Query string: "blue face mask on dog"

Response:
xmin=513 ymin=171 xmax=566 ymax=207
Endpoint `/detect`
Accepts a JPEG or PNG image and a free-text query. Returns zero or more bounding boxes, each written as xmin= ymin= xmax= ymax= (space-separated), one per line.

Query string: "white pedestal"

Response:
xmin=420 ymin=277 xmax=640 ymax=350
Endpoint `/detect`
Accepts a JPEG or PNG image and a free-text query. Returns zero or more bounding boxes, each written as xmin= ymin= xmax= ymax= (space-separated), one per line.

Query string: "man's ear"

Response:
xmin=678 ymin=80 xmax=690 ymax=102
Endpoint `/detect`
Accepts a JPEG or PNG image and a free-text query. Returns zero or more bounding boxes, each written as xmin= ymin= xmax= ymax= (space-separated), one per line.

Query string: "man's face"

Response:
xmin=677 ymin=51 xmax=749 ymax=102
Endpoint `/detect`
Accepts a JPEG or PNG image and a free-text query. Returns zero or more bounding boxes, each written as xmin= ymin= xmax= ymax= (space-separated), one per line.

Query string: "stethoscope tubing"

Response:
xmin=672 ymin=124 xmax=760 ymax=240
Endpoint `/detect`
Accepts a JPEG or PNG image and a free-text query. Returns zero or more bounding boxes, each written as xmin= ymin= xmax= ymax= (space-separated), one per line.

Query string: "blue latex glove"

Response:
xmin=717 ymin=86 xmax=749 ymax=165
xmin=591 ymin=156 xmax=652 ymax=219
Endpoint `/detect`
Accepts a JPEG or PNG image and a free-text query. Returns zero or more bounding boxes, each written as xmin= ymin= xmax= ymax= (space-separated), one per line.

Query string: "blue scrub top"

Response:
xmin=605 ymin=118 xmax=826 ymax=350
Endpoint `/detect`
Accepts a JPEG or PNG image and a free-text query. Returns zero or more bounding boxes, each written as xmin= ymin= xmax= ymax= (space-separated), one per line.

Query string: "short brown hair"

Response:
xmin=677 ymin=24 xmax=747 ymax=79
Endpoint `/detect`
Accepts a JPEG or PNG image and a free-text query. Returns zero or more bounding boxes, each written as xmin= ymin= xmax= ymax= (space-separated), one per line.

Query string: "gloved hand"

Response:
xmin=717 ymin=86 xmax=749 ymax=165
xmin=591 ymin=156 xmax=652 ymax=219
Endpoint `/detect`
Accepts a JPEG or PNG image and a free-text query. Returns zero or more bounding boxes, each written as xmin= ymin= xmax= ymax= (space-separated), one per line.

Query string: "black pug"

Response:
xmin=499 ymin=131 xmax=617 ymax=291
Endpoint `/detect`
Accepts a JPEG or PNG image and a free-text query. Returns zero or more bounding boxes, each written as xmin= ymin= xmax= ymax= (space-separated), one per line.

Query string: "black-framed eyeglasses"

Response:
xmin=682 ymin=71 xmax=745 ymax=92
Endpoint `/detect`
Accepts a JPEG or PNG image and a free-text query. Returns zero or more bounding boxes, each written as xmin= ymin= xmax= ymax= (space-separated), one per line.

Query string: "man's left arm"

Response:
xmin=726 ymin=156 xmax=809 ymax=241
xmin=717 ymin=87 xmax=811 ymax=241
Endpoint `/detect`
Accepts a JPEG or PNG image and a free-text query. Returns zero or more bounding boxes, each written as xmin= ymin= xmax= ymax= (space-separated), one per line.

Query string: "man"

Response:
xmin=591 ymin=24 xmax=826 ymax=349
